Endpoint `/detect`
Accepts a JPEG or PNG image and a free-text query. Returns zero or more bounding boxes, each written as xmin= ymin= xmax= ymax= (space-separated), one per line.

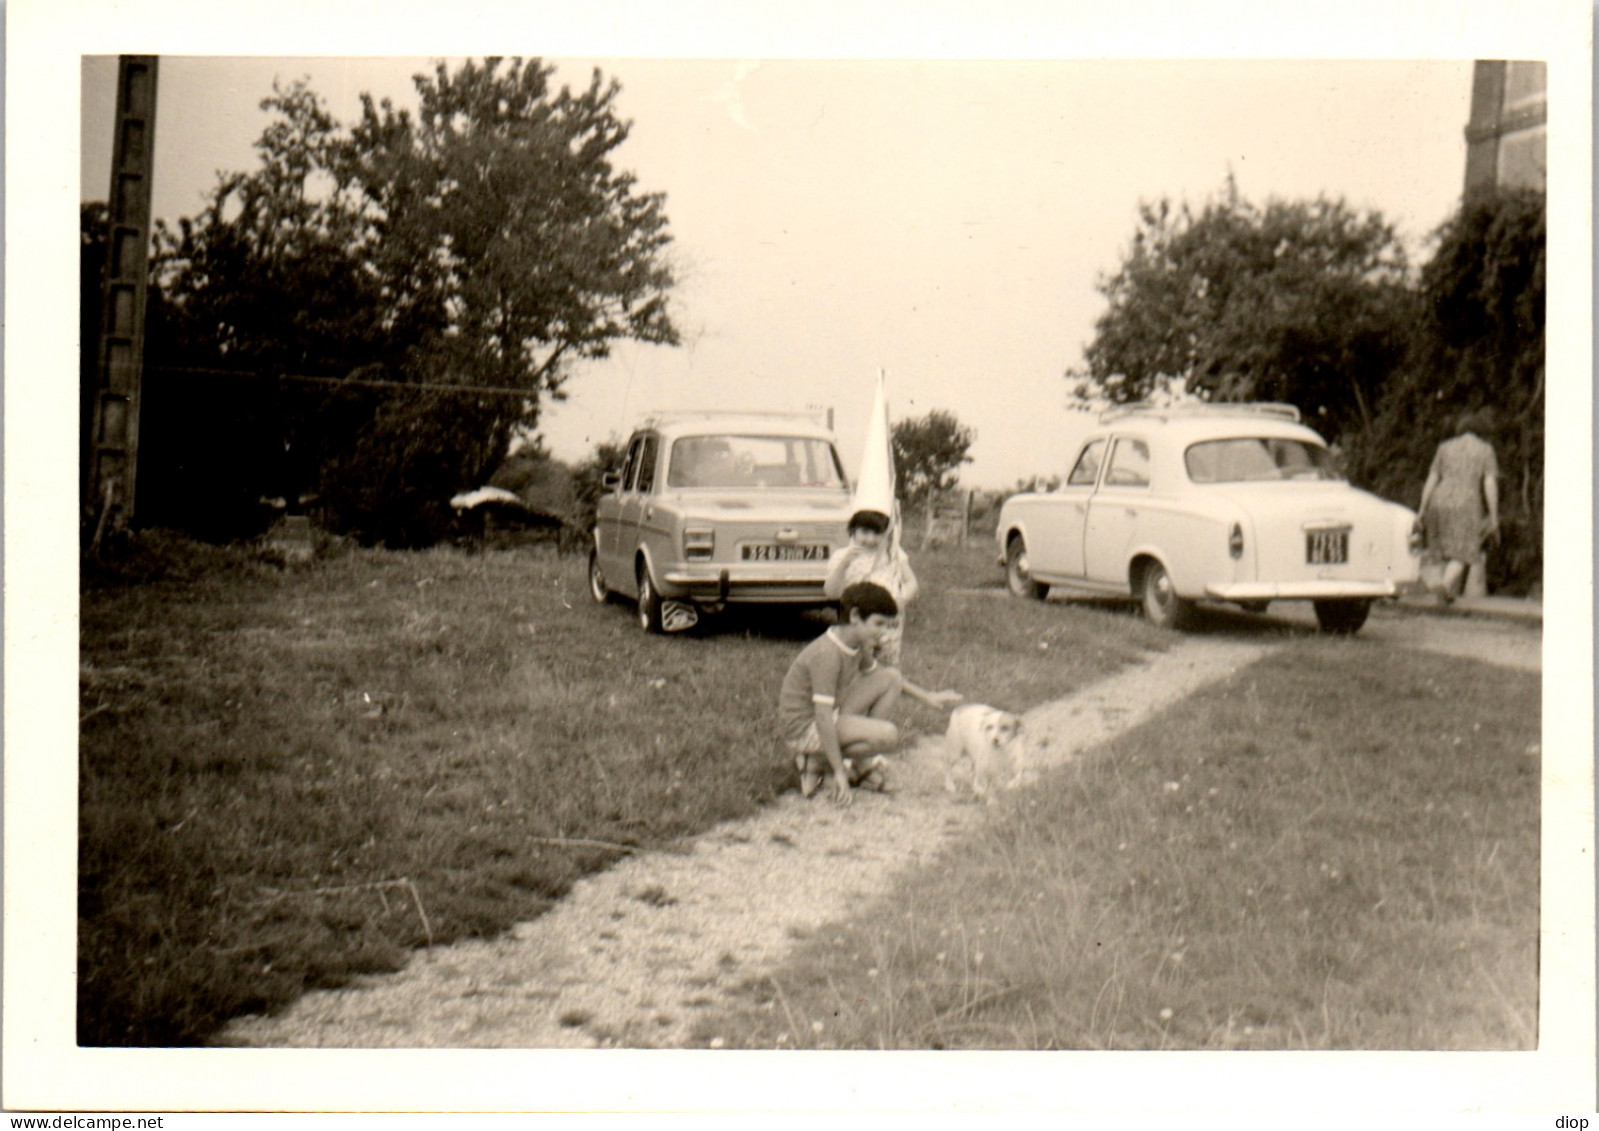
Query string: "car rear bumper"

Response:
xmin=1206 ymin=580 xmax=1399 ymax=601
xmin=661 ymin=567 xmax=832 ymax=604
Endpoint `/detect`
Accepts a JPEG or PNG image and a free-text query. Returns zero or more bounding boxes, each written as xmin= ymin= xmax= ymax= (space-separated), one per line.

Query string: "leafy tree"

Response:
xmin=891 ymin=410 xmax=975 ymax=506
xmin=131 ymin=80 xmax=390 ymax=540
xmin=143 ymin=59 xmax=679 ymax=546
xmin=1344 ymin=188 xmax=1545 ymax=593
xmin=344 ymin=60 xmax=678 ymax=405
xmin=1072 ymin=179 xmax=1417 ymax=442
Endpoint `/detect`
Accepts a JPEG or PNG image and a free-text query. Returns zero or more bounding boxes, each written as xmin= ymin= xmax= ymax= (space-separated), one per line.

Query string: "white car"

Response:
xmin=588 ymin=412 xmax=854 ymax=632
xmin=995 ymin=404 xmax=1422 ymax=634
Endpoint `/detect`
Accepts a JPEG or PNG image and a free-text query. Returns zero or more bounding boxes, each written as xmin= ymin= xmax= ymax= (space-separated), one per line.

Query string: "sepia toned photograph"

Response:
xmin=7 ymin=0 xmax=1593 ymax=1117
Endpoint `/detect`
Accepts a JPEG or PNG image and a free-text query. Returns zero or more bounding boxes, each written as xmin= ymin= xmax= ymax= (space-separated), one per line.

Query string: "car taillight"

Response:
xmin=684 ymin=528 xmax=714 ymax=560
xmin=1228 ymin=522 xmax=1244 ymax=560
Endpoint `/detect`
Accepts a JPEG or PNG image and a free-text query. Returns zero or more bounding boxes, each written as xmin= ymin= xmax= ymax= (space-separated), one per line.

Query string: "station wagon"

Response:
xmin=589 ymin=412 xmax=854 ymax=632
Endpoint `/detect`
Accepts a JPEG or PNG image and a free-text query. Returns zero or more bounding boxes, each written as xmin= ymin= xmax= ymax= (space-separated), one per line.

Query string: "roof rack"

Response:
xmin=1098 ymin=402 xmax=1301 ymax=424
xmin=638 ymin=407 xmax=835 ymax=429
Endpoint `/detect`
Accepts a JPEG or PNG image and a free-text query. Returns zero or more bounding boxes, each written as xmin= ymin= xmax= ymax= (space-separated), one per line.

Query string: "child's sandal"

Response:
xmin=856 ymin=755 xmax=891 ymax=793
xmin=797 ymin=755 xmax=823 ymax=799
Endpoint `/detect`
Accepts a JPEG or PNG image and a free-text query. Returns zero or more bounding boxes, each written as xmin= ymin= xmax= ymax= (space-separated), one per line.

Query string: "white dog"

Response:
xmin=943 ymin=704 xmax=1033 ymax=801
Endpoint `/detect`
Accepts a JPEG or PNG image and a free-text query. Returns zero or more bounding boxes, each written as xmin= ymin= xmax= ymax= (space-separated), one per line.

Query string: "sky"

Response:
xmin=82 ymin=55 xmax=1477 ymax=488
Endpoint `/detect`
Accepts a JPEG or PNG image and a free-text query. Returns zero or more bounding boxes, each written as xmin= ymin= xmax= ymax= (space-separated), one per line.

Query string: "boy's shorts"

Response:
xmin=784 ymin=720 xmax=825 ymax=757
xmin=783 ymin=706 xmax=840 ymax=757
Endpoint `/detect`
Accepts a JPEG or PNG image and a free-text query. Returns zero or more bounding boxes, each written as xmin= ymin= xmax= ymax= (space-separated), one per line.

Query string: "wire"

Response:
xmin=144 ymin=363 xmax=540 ymax=400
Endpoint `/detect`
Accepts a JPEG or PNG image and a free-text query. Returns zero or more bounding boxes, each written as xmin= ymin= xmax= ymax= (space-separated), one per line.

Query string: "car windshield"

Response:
xmin=667 ymin=435 xmax=846 ymax=489
xmin=1185 ymin=437 xmax=1342 ymax=483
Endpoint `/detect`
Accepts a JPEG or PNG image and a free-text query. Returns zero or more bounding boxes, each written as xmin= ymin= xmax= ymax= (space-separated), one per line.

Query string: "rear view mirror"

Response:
xmin=601 ymin=470 xmax=621 ymax=491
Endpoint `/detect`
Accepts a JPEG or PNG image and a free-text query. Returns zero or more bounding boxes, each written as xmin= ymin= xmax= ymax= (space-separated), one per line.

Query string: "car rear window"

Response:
xmin=666 ymin=435 xmax=846 ymax=489
xmin=1185 ymin=437 xmax=1341 ymax=483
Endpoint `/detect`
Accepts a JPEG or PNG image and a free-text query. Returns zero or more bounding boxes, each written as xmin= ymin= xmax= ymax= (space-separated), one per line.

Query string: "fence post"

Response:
xmin=919 ymin=489 xmax=973 ymax=549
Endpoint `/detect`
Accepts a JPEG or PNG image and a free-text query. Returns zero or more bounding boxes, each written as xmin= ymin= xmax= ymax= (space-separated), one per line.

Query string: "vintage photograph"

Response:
xmin=7 ymin=0 xmax=1592 ymax=1117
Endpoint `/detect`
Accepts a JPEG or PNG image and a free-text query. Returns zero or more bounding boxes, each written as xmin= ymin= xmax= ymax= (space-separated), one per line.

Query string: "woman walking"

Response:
xmin=1418 ymin=407 xmax=1501 ymax=603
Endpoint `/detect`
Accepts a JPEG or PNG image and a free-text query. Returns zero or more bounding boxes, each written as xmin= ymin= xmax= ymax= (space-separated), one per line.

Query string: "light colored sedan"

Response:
xmin=995 ymin=404 xmax=1422 ymax=634
xmin=589 ymin=412 xmax=853 ymax=632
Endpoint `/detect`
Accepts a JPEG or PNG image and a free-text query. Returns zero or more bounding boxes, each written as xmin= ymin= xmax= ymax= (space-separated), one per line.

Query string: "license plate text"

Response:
xmin=742 ymin=543 xmax=829 ymax=562
xmin=1306 ymin=528 xmax=1350 ymax=565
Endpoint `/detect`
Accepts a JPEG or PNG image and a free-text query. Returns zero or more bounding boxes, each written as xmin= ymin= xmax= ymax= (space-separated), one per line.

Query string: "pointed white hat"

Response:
xmin=853 ymin=371 xmax=896 ymax=518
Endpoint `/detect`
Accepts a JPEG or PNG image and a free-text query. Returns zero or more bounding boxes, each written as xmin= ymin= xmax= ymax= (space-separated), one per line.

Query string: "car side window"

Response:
xmin=635 ymin=435 xmax=660 ymax=494
xmin=1104 ymin=438 xmax=1151 ymax=487
xmin=620 ymin=437 xmax=642 ymax=491
xmin=1067 ymin=439 xmax=1107 ymax=487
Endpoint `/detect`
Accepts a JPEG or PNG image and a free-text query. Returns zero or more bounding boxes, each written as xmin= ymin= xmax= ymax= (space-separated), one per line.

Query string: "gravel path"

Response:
xmin=222 ymin=636 xmax=1273 ymax=1049
xmin=1363 ymin=607 xmax=1542 ymax=672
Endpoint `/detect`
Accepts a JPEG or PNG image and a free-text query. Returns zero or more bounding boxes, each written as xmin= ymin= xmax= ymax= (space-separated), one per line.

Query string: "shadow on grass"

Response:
xmin=1034 ymin=592 xmax=1327 ymax=641
xmin=697 ymin=605 xmax=838 ymax=643
xmin=584 ymin=596 xmax=837 ymax=643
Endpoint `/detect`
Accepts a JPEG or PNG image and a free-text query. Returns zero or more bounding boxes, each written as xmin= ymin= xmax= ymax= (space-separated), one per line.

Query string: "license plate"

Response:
xmin=1306 ymin=528 xmax=1350 ymax=565
xmin=742 ymin=543 xmax=829 ymax=562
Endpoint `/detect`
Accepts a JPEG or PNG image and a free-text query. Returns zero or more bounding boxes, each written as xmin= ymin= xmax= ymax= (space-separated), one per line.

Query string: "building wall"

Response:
xmin=1464 ymin=60 xmax=1547 ymax=198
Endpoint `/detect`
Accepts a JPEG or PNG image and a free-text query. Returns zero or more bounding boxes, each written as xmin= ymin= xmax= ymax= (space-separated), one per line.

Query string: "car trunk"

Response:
xmin=1216 ymin=483 xmax=1402 ymax=584
xmin=671 ymin=490 xmax=850 ymax=566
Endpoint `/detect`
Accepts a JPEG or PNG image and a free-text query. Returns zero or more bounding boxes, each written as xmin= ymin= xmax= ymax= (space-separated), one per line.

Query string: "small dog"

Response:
xmin=943 ymin=704 xmax=1031 ymax=801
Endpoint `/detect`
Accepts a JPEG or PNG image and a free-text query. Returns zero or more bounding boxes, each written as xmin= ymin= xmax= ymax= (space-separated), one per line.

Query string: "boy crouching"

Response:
xmin=776 ymin=580 xmax=961 ymax=807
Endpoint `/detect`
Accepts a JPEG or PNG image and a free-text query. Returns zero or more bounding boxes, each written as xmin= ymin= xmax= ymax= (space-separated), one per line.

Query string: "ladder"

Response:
xmin=87 ymin=56 xmax=159 ymax=548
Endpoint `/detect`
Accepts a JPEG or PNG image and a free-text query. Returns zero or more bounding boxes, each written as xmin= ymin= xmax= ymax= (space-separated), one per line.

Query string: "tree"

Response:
xmin=1072 ymin=180 xmax=1417 ymax=443
xmin=144 ymin=59 xmax=679 ymax=546
xmin=132 ymin=80 xmax=393 ymax=540
xmin=891 ymin=410 xmax=975 ymax=507
xmin=340 ymin=59 xmax=678 ymax=455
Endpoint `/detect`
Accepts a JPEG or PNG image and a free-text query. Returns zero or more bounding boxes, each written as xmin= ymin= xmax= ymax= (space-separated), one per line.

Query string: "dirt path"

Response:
xmin=1363 ymin=607 xmax=1542 ymax=673
xmin=221 ymin=636 xmax=1273 ymax=1048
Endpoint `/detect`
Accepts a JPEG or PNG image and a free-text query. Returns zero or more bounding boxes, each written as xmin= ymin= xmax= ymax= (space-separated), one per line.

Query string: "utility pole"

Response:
xmin=87 ymin=55 xmax=158 ymax=551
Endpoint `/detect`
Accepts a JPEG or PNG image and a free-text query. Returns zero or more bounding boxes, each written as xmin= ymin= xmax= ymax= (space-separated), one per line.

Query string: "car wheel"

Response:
xmin=1139 ymin=560 xmax=1194 ymax=630
xmin=636 ymin=562 xmax=665 ymax=634
xmin=1313 ymin=598 xmax=1371 ymax=635
xmin=1006 ymin=536 xmax=1049 ymax=600
xmin=588 ymin=550 xmax=613 ymax=605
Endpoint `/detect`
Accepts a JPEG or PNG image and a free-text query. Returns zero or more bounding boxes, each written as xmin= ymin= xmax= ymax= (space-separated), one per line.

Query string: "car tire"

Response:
xmin=636 ymin=562 xmax=665 ymax=634
xmin=1006 ymin=536 xmax=1049 ymax=600
xmin=1139 ymin=559 xmax=1194 ymax=630
xmin=1313 ymin=598 xmax=1371 ymax=635
xmin=588 ymin=550 xmax=614 ymax=605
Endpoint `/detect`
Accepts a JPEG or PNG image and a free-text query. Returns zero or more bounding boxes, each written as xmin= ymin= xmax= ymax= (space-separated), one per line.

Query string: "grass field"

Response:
xmin=78 ymin=533 xmax=1166 ymax=1045
xmin=693 ymin=642 xmax=1541 ymax=1050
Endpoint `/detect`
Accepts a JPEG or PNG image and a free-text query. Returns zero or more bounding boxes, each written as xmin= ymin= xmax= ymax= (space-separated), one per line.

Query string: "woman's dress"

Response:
xmin=1425 ymin=433 xmax=1499 ymax=564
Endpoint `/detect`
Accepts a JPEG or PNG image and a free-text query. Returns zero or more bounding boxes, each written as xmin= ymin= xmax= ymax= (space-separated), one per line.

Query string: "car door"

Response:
xmin=1084 ymin=435 xmax=1151 ymax=586
xmin=616 ymin=433 xmax=660 ymax=590
xmin=598 ymin=436 xmax=642 ymax=582
xmin=1029 ymin=437 xmax=1105 ymax=580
